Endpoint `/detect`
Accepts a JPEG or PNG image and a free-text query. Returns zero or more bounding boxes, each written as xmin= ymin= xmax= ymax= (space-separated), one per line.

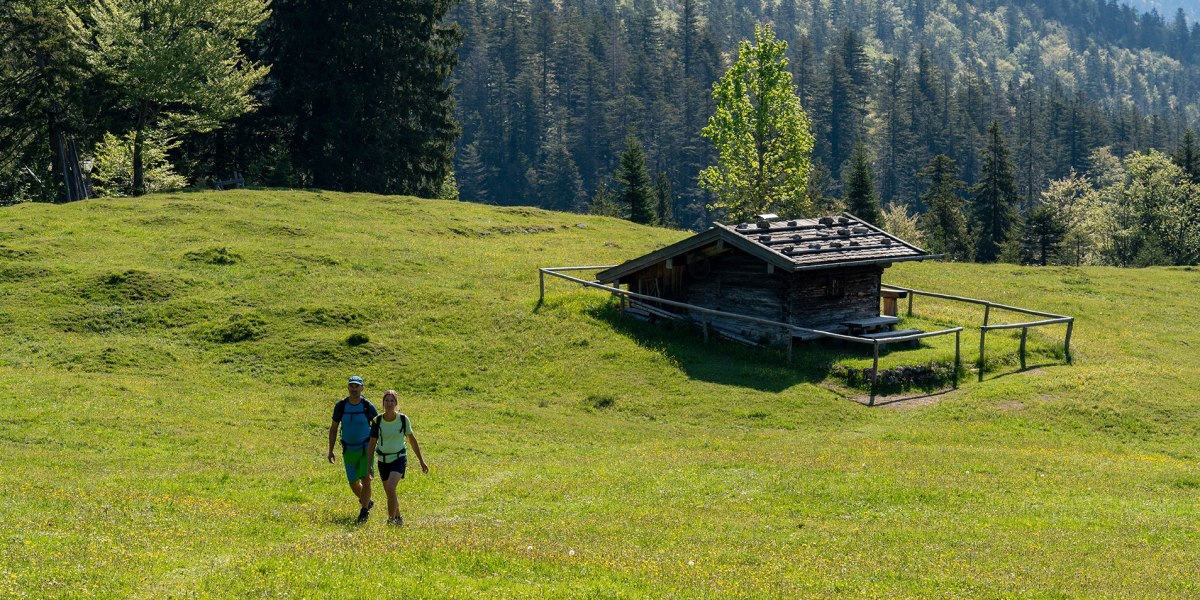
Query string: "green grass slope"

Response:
xmin=1 ymin=190 xmax=1197 ymax=597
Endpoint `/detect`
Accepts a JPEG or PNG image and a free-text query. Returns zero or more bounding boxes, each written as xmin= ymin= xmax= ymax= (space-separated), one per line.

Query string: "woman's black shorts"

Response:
xmin=377 ymin=455 xmax=407 ymax=480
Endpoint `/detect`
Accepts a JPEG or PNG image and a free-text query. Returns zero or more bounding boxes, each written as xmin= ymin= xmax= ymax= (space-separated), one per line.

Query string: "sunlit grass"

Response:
xmin=0 ymin=190 xmax=1197 ymax=597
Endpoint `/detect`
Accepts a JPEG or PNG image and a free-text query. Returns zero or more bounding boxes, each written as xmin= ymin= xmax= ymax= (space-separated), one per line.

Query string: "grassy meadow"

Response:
xmin=0 ymin=190 xmax=1197 ymax=597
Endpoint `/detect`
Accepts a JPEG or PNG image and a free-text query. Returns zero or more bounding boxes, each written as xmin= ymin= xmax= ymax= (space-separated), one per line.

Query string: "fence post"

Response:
xmin=538 ymin=269 xmax=545 ymax=302
xmin=870 ymin=341 xmax=880 ymax=406
xmin=702 ymin=319 xmax=709 ymax=343
xmin=983 ymin=303 xmax=991 ymax=328
xmin=1064 ymin=319 xmax=1074 ymax=364
xmin=978 ymin=327 xmax=987 ymax=382
xmin=907 ymin=292 xmax=914 ymax=317
xmin=1019 ymin=327 xmax=1028 ymax=370
xmin=953 ymin=329 xmax=960 ymax=389
xmin=787 ymin=330 xmax=794 ymax=364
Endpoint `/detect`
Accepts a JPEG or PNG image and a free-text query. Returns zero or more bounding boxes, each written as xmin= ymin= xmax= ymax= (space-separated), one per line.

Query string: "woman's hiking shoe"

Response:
xmin=387 ymin=516 xmax=403 ymax=527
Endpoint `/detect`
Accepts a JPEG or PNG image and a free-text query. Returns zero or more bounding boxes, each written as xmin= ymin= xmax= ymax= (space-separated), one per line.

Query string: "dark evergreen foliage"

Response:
xmin=265 ymin=0 xmax=461 ymax=196
xmin=616 ymin=133 xmax=655 ymax=225
xmin=1173 ymin=129 xmax=1200 ymax=184
xmin=1021 ymin=204 xmax=1068 ymax=266
xmin=843 ymin=143 xmax=882 ymax=226
xmin=919 ymin=155 xmax=972 ymax=262
xmin=970 ymin=122 xmax=1022 ymax=262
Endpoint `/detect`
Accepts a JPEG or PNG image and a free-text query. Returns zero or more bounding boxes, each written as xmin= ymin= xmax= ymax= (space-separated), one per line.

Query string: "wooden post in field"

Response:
xmin=538 ymin=269 xmax=545 ymax=302
xmin=787 ymin=331 xmax=794 ymax=364
xmin=702 ymin=319 xmax=709 ymax=343
xmin=953 ymin=329 xmax=961 ymax=388
xmin=907 ymin=292 xmax=914 ymax=316
xmin=869 ymin=342 xmax=880 ymax=406
xmin=1019 ymin=327 xmax=1028 ymax=370
xmin=1064 ymin=319 xmax=1074 ymax=363
xmin=983 ymin=303 xmax=991 ymax=328
xmin=978 ymin=327 xmax=987 ymax=382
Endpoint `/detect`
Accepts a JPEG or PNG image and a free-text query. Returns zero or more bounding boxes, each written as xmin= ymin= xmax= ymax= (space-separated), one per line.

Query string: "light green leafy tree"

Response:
xmin=73 ymin=0 xmax=268 ymax=195
xmin=700 ymin=23 xmax=814 ymax=222
xmin=91 ymin=130 xmax=187 ymax=197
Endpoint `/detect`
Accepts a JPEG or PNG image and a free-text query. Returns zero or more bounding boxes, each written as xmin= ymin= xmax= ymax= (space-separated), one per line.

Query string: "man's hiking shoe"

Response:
xmin=356 ymin=506 xmax=370 ymax=523
xmin=368 ymin=500 xmax=374 ymax=511
xmin=387 ymin=516 xmax=404 ymax=527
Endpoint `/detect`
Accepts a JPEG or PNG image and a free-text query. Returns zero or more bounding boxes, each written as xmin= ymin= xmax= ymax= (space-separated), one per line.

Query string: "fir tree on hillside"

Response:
xmin=919 ymin=154 xmax=972 ymax=262
xmin=654 ymin=172 xmax=675 ymax=227
xmin=617 ymin=133 xmax=655 ymax=225
xmin=0 ymin=0 xmax=89 ymax=203
xmin=970 ymin=122 xmax=1022 ymax=262
xmin=843 ymin=143 xmax=882 ymax=225
xmin=267 ymin=0 xmax=461 ymax=196
xmin=1020 ymin=203 xmax=1069 ymax=266
xmin=1173 ymin=129 xmax=1200 ymax=183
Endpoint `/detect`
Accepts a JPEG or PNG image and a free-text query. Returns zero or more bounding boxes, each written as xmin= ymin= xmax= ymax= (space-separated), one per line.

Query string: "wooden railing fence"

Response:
xmin=882 ymin=284 xmax=1075 ymax=381
xmin=539 ymin=266 xmax=963 ymax=406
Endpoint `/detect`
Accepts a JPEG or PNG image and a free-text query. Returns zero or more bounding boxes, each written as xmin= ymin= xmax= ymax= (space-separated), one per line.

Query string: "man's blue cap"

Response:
xmin=348 ymin=376 xmax=364 ymax=385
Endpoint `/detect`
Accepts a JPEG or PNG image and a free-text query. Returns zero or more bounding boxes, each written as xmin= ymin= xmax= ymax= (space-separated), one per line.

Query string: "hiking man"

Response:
xmin=366 ymin=389 xmax=429 ymax=526
xmin=328 ymin=375 xmax=379 ymax=522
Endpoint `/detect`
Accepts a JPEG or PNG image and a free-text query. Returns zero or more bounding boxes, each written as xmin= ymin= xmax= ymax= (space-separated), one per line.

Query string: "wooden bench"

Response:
xmin=213 ymin=172 xmax=245 ymax=190
xmin=841 ymin=315 xmax=901 ymax=335
xmin=792 ymin=323 xmax=847 ymax=341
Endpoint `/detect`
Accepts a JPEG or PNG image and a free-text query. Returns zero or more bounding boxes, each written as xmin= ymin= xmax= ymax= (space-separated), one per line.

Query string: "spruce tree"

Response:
xmin=919 ymin=154 xmax=972 ymax=261
xmin=970 ymin=122 xmax=1021 ymax=262
xmin=268 ymin=0 xmax=461 ymax=196
xmin=617 ymin=133 xmax=655 ymax=224
xmin=0 ymin=0 xmax=89 ymax=202
xmin=654 ymin=172 xmax=674 ymax=227
xmin=843 ymin=143 xmax=882 ymax=225
xmin=1020 ymin=204 xmax=1068 ymax=266
xmin=1172 ymin=129 xmax=1200 ymax=184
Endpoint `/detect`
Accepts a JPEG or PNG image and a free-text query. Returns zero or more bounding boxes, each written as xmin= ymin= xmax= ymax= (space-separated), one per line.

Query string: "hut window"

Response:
xmin=826 ymin=277 xmax=844 ymax=299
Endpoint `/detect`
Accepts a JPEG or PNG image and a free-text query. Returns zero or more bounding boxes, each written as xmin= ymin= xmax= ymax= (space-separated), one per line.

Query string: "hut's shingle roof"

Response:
xmin=595 ymin=213 xmax=929 ymax=283
xmin=725 ymin=214 xmax=926 ymax=269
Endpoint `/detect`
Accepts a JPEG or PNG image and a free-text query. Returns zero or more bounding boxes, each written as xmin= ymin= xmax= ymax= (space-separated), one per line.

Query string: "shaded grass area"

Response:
xmin=1 ymin=190 xmax=1198 ymax=597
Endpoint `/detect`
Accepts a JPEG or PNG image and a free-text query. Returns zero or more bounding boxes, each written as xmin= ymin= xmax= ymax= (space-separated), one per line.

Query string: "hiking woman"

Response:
xmin=367 ymin=389 xmax=429 ymax=526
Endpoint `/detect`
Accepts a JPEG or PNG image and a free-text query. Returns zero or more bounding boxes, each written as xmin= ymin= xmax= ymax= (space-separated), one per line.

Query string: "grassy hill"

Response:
xmin=1 ymin=190 xmax=1197 ymax=597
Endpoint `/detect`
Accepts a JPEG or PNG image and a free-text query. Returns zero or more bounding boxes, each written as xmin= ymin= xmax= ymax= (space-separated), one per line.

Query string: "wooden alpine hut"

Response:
xmin=594 ymin=213 xmax=933 ymax=346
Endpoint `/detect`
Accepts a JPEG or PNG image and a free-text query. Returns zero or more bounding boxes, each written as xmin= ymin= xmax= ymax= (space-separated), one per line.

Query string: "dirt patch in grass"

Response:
xmin=842 ymin=387 xmax=960 ymax=409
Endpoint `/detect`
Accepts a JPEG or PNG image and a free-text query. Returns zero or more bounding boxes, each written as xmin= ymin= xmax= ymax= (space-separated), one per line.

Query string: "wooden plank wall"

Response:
xmin=686 ymin=251 xmax=789 ymax=344
xmin=784 ymin=265 xmax=882 ymax=326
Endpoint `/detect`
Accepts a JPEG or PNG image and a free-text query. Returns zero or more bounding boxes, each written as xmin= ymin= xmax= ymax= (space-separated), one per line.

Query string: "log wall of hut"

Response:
xmin=784 ymin=265 xmax=883 ymax=326
xmin=685 ymin=250 xmax=789 ymax=344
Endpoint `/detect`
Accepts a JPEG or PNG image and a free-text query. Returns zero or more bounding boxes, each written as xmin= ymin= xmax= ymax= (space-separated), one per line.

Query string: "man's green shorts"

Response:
xmin=342 ymin=448 xmax=371 ymax=483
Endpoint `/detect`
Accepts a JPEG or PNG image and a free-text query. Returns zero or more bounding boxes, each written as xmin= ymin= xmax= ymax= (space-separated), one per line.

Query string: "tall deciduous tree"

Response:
xmin=75 ymin=0 xmax=268 ymax=196
xmin=268 ymin=0 xmax=461 ymax=197
xmin=700 ymin=23 xmax=814 ymax=222
xmin=970 ymin=121 xmax=1021 ymax=262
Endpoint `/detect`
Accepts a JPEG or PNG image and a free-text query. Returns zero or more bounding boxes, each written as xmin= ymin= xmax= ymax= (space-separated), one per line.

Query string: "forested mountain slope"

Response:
xmin=447 ymin=0 xmax=1200 ymax=227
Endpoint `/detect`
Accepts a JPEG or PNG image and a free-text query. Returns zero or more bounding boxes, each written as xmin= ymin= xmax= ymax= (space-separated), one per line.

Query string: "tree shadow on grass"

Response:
xmin=585 ymin=302 xmax=871 ymax=393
